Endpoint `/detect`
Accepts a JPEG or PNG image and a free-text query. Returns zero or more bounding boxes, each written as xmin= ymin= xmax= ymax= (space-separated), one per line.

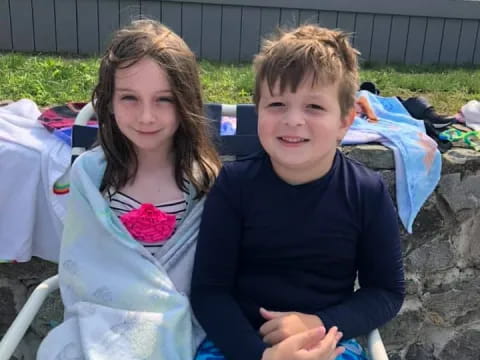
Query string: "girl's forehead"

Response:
xmin=113 ymin=58 xmax=171 ymax=90
xmin=115 ymin=58 xmax=164 ymax=77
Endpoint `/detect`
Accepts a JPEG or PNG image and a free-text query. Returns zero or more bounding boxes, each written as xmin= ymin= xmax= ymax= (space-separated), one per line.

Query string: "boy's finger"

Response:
xmin=262 ymin=329 xmax=288 ymax=345
xmin=260 ymin=307 xmax=288 ymax=320
xmin=259 ymin=318 xmax=279 ymax=337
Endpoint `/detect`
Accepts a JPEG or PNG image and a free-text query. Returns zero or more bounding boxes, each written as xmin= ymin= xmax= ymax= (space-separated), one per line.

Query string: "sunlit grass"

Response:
xmin=1 ymin=52 xmax=478 ymax=115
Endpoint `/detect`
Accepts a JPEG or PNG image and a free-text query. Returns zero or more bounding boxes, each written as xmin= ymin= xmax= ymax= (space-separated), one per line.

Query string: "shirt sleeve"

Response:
xmin=190 ymin=166 xmax=268 ymax=360
xmin=316 ymin=176 xmax=405 ymax=339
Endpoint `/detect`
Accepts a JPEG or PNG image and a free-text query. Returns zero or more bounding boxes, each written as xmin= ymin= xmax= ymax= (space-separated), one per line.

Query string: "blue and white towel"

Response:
xmin=343 ymin=91 xmax=442 ymax=233
xmin=37 ymin=148 xmax=205 ymax=360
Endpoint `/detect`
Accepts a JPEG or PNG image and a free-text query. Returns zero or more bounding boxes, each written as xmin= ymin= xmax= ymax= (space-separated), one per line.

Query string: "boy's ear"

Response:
xmin=342 ymin=108 xmax=356 ymax=129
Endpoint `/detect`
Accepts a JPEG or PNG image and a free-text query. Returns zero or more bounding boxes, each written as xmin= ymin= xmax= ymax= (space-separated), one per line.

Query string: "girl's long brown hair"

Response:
xmin=92 ymin=19 xmax=220 ymax=198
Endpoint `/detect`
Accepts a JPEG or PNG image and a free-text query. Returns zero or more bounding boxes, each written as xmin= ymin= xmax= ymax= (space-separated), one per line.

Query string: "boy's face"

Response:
xmin=257 ymin=74 xmax=354 ymax=183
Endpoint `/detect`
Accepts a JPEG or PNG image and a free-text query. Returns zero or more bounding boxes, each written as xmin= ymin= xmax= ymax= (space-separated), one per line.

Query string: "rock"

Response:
xmin=0 ymin=258 xmax=57 ymax=282
xmin=378 ymin=169 xmax=396 ymax=201
xmin=406 ymin=343 xmax=436 ymax=360
xmin=0 ymin=285 xmax=16 ymax=334
xmin=402 ymin=194 xmax=450 ymax=253
xmin=381 ymin=301 xmax=425 ymax=348
xmin=31 ymin=291 xmax=63 ymax=338
xmin=343 ymin=144 xmax=395 ymax=169
xmin=12 ymin=330 xmax=41 ymax=360
xmin=424 ymin=282 xmax=480 ymax=326
xmin=387 ymin=353 xmax=403 ymax=360
xmin=405 ymin=275 xmax=422 ymax=296
xmin=442 ymin=148 xmax=480 ymax=174
xmin=451 ymin=214 xmax=480 ymax=268
xmin=422 ymin=267 xmax=475 ymax=293
xmin=405 ymin=236 xmax=456 ymax=275
xmin=437 ymin=173 xmax=480 ymax=213
xmin=439 ymin=328 xmax=480 ymax=360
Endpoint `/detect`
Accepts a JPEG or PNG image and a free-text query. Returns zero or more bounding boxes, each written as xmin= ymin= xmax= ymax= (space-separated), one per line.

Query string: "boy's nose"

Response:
xmin=283 ymin=108 xmax=305 ymax=127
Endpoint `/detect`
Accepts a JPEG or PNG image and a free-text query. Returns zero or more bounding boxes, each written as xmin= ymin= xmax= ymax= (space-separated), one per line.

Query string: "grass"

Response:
xmin=0 ymin=53 xmax=98 ymax=106
xmin=361 ymin=64 xmax=480 ymax=115
xmin=1 ymin=52 xmax=479 ymax=114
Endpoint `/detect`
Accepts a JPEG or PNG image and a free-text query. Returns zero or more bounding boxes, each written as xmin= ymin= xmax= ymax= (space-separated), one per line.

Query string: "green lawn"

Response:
xmin=1 ymin=52 xmax=479 ymax=115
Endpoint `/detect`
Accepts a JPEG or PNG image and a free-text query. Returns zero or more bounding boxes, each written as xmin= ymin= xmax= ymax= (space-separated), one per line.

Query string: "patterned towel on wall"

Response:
xmin=343 ymin=91 xmax=442 ymax=233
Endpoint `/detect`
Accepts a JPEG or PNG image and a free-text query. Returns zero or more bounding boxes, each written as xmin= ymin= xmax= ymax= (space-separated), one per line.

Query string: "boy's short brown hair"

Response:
xmin=253 ymin=25 xmax=360 ymax=117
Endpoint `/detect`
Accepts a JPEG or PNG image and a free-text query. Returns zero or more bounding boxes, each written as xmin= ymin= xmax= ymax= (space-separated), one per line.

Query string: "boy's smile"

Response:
xmin=257 ymin=73 xmax=355 ymax=184
xmin=278 ymin=136 xmax=309 ymax=146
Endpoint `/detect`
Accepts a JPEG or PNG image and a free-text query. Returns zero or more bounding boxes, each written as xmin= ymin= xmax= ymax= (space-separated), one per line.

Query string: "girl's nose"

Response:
xmin=138 ymin=104 xmax=155 ymax=124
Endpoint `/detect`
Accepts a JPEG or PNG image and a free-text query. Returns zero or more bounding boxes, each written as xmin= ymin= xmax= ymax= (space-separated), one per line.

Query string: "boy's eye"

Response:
xmin=268 ymin=102 xmax=284 ymax=107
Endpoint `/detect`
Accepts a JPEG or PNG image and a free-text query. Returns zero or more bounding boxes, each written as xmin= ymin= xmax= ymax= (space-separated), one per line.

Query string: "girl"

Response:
xmin=94 ymin=20 xmax=220 ymax=257
xmin=37 ymin=19 xmax=220 ymax=360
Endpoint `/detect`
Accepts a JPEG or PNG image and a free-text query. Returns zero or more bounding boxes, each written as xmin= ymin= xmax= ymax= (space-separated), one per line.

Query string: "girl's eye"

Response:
xmin=158 ymin=97 xmax=174 ymax=103
xmin=121 ymin=95 xmax=136 ymax=101
xmin=308 ymin=104 xmax=324 ymax=111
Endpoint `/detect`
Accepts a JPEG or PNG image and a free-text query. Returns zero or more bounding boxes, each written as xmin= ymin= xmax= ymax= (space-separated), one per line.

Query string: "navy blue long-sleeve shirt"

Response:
xmin=190 ymin=150 xmax=405 ymax=360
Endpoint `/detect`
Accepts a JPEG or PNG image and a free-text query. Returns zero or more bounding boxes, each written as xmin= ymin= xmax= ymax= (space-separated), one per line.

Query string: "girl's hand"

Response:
xmin=260 ymin=308 xmax=324 ymax=345
xmin=261 ymin=326 xmax=345 ymax=360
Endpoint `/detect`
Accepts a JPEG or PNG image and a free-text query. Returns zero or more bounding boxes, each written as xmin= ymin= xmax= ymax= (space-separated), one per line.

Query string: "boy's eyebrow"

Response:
xmin=264 ymin=91 xmax=328 ymax=100
xmin=305 ymin=93 xmax=328 ymax=99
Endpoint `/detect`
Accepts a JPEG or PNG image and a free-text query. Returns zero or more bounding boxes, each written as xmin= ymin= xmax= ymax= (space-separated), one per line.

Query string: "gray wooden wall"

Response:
xmin=1 ymin=0 xmax=480 ymax=65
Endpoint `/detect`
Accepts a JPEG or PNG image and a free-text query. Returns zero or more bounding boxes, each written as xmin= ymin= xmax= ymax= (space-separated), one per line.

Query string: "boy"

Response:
xmin=191 ymin=25 xmax=405 ymax=360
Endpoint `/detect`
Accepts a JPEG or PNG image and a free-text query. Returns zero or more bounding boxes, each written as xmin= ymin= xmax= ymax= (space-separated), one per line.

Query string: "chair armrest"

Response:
xmin=0 ymin=274 xmax=59 ymax=360
xmin=367 ymin=328 xmax=389 ymax=360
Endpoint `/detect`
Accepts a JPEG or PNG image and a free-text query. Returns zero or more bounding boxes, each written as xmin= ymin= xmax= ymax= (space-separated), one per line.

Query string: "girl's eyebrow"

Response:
xmin=114 ymin=88 xmax=172 ymax=93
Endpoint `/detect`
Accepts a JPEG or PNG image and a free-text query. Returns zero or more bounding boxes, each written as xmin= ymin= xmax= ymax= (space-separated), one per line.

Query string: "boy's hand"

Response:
xmin=261 ymin=326 xmax=344 ymax=360
xmin=259 ymin=308 xmax=324 ymax=345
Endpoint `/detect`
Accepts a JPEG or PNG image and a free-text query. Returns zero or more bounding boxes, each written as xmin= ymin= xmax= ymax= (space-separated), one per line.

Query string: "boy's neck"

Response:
xmin=270 ymin=151 xmax=336 ymax=185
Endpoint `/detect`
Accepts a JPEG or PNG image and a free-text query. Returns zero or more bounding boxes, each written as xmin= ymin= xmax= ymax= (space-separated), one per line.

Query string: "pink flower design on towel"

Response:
xmin=120 ymin=203 xmax=176 ymax=243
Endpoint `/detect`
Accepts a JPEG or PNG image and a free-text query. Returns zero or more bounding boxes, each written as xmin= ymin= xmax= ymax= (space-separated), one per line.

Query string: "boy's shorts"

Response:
xmin=194 ymin=338 xmax=369 ymax=360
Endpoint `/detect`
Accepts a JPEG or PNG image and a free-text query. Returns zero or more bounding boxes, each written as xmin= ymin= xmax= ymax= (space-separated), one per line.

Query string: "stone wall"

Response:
xmin=1 ymin=145 xmax=480 ymax=359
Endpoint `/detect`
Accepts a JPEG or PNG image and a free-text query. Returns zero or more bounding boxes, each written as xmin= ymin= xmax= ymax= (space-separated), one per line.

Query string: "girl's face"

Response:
xmin=111 ymin=57 xmax=179 ymax=160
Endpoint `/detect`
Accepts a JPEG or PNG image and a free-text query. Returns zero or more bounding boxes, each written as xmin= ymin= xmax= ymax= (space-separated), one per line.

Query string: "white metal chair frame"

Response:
xmin=0 ymin=103 xmax=389 ymax=360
